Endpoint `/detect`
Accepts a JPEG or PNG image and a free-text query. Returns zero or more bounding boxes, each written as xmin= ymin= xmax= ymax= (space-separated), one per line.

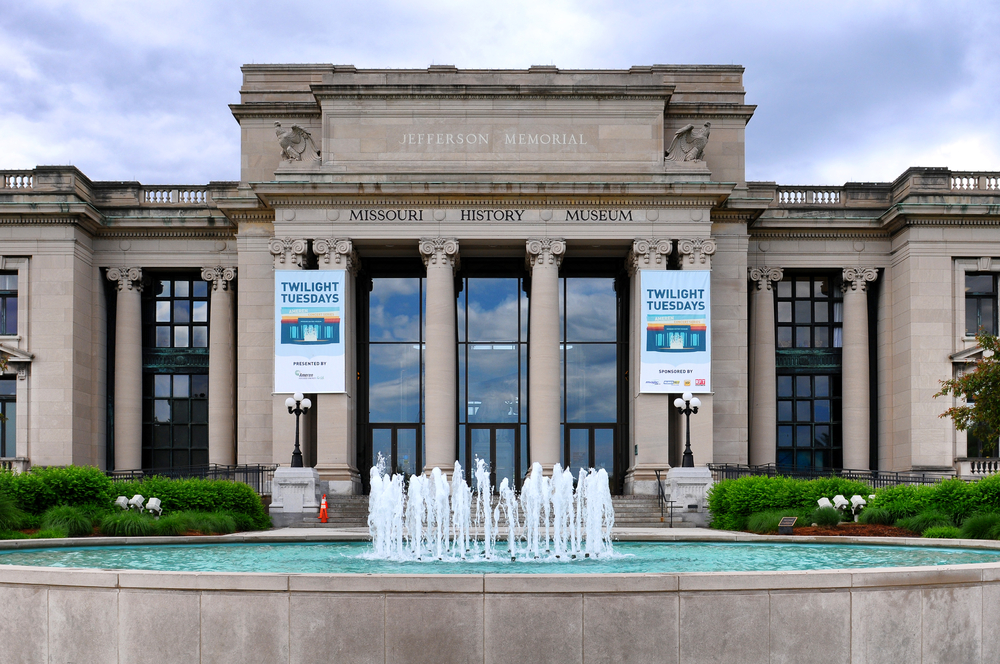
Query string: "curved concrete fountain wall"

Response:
xmin=0 ymin=535 xmax=999 ymax=663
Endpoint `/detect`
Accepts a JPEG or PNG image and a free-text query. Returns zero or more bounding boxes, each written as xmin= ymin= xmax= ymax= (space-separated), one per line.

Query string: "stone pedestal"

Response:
xmin=269 ymin=466 xmax=322 ymax=528
xmin=666 ymin=466 xmax=714 ymax=527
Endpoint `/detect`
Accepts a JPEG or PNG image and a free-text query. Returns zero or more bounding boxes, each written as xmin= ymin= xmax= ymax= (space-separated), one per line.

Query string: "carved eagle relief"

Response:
xmin=665 ymin=122 xmax=711 ymax=163
xmin=274 ymin=122 xmax=321 ymax=162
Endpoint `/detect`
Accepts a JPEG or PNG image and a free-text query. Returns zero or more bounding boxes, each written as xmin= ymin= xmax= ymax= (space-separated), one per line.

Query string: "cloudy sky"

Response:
xmin=1 ymin=0 xmax=997 ymax=186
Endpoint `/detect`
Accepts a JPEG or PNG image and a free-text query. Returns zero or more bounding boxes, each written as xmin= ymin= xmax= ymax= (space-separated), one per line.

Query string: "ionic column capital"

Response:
xmin=627 ymin=238 xmax=672 ymax=274
xmin=842 ymin=267 xmax=878 ymax=292
xmin=314 ymin=238 xmax=361 ymax=275
xmin=419 ymin=237 xmax=460 ymax=273
xmin=677 ymin=238 xmax=717 ymax=268
xmin=201 ymin=266 xmax=237 ymax=292
xmin=525 ymin=238 xmax=566 ymax=270
xmin=748 ymin=266 xmax=784 ymax=291
xmin=107 ymin=266 xmax=143 ymax=292
xmin=268 ymin=237 xmax=308 ymax=268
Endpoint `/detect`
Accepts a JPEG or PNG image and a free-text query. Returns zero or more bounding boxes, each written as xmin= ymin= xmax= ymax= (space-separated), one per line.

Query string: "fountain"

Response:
xmin=367 ymin=458 xmax=616 ymax=561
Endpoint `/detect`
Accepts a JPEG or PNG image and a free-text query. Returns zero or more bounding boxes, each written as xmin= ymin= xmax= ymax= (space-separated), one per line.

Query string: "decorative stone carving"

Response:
xmin=842 ymin=267 xmax=878 ymax=291
xmin=314 ymin=238 xmax=360 ymax=275
xmin=677 ymin=238 xmax=717 ymax=267
xmin=274 ymin=122 xmax=321 ymax=162
xmin=525 ymin=238 xmax=566 ymax=270
xmin=201 ymin=266 xmax=237 ymax=291
xmin=106 ymin=266 xmax=143 ymax=292
xmin=748 ymin=266 xmax=784 ymax=291
xmin=978 ymin=257 xmax=993 ymax=272
xmin=268 ymin=237 xmax=308 ymax=268
xmin=419 ymin=238 xmax=460 ymax=272
xmin=627 ymin=238 xmax=672 ymax=274
xmin=665 ymin=122 xmax=711 ymax=163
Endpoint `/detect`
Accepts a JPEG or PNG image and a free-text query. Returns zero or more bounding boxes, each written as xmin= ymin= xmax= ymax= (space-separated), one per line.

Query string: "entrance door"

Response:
xmin=565 ymin=425 xmax=615 ymax=487
xmin=371 ymin=426 xmax=421 ymax=477
xmin=466 ymin=425 xmax=519 ymax=491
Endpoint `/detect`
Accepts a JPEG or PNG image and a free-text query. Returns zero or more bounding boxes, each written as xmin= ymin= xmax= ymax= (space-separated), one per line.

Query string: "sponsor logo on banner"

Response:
xmin=639 ymin=270 xmax=711 ymax=393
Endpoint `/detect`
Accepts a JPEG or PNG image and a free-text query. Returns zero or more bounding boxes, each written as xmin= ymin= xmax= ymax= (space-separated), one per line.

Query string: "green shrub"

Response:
xmin=923 ymin=526 xmax=962 ymax=539
xmin=707 ymin=475 xmax=872 ymax=531
xmin=35 ymin=528 xmax=68 ymax=538
xmin=112 ymin=477 xmax=269 ymax=530
xmin=99 ymin=511 xmax=155 ymax=537
xmin=188 ymin=512 xmax=236 ymax=535
xmin=9 ymin=466 xmax=114 ymax=515
xmin=40 ymin=505 xmax=93 ymax=538
xmin=0 ymin=492 xmax=27 ymax=531
xmin=857 ymin=506 xmax=896 ymax=525
xmin=895 ymin=510 xmax=952 ymax=535
xmin=959 ymin=513 xmax=1000 ymax=539
xmin=151 ymin=511 xmax=238 ymax=536
xmin=228 ymin=512 xmax=259 ymax=532
xmin=810 ymin=506 xmax=843 ymax=526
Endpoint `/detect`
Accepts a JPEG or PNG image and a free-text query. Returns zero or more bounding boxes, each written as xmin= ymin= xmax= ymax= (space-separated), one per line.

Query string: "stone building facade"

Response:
xmin=0 ymin=64 xmax=998 ymax=492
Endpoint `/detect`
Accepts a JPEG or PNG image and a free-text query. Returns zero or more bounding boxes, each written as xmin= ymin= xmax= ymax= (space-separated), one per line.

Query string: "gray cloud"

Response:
xmin=1 ymin=0 xmax=995 ymax=185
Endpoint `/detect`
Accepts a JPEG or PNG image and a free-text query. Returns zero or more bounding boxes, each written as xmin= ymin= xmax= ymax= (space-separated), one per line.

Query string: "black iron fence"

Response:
xmin=707 ymin=463 xmax=952 ymax=489
xmin=106 ymin=464 xmax=278 ymax=495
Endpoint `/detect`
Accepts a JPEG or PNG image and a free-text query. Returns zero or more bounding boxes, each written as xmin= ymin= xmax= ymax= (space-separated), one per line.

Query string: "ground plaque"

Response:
xmin=778 ymin=516 xmax=797 ymax=535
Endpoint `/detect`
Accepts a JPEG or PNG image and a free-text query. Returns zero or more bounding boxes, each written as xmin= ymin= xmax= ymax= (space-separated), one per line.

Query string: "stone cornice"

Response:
xmin=228 ymin=102 xmax=321 ymax=120
xmin=749 ymin=230 xmax=889 ymax=241
xmin=310 ymin=84 xmax=675 ymax=102
xmin=96 ymin=229 xmax=236 ymax=239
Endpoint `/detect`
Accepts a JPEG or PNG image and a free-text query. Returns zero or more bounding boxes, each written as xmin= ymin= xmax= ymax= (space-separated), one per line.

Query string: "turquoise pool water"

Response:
xmin=0 ymin=541 xmax=998 ymax=574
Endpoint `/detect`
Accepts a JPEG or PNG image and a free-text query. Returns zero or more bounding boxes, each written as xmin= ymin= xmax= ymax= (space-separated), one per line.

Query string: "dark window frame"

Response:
xmin=0 ymin=272 xmax=17 ymax=336
xmin=965 ymin=272 xmax=998 ymax=336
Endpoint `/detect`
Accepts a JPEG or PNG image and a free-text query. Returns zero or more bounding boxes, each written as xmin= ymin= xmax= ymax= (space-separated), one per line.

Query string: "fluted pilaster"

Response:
xmin=749 ymin=266 xmax=783 ymax=466
xmin=841 ymin=267 xmax=877 ymax=470
xmin=107 ymin=267 xmax=143 ymax=470
xmin=201 ymin=266 xmax=237 ymax=466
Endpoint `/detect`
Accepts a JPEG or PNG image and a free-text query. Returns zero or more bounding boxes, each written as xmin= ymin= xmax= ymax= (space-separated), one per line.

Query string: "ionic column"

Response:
xmin=107 ymin=267 xmax=143 ymax=470
xmin=842 ymin=267 xmax=877 ymax=470
xmin=201 ymin=266 xmax=237 ymax=466
xmin=749 ymin=267 xmax=783 ymax=466
xmin=625 ymin=239 xmax=672 ymax=493
xmin=679 ymin=238 xmax=716 ymax=465
xmin=313 ymin=238 xmax=362 ymax=493
xmin=677 ymin=238 xmax=717 ymax=270
xmin=419 ymin=238 xmax=460 ymax=473
xmin=526 ymin=238 xmax=566 ymax=471
xmin=269 ymin=238 xmax=309 ymax=466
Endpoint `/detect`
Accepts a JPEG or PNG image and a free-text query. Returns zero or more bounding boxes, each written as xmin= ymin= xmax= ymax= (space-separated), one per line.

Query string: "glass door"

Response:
xmin=466 ymin=425 xmax=518 ymax=491
xmin=564 ymin=425 xmax=615 ymax=488
xmin=371 ymin=426 xmax=421 ymax=477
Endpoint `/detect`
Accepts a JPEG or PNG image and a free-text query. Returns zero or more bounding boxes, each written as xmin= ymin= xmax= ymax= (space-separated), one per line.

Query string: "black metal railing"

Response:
xmin=106 ymin=464 xmax=278 ymax=495
xmin=653 ymin=469 xmax=676 ymax=527
xmin=707 ymin=463 xmax=951 ymax=488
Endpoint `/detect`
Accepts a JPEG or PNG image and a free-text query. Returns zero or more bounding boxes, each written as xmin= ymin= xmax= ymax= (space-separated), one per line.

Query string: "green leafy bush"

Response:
xmin=2 ymin=466 xmax=115 ymax=515
xmin=857 ymin=506 xmax=896 ymax=525
xmin=99 ymin=511 xmax=156 ymax=537
xmin=35 ymin=528 xmax=68 ymax=538
xmin=959 ymin=513 xmax=1000 ymax=539
xmin=151 ymin=511 xmax=237 ymax=536
xmin=708 ymin=475 xmax=872 ymax=531
xmin=40 ymin=505 xmax=93 ymax=538
xmin=923 ymin=526 xmax=962 ymax=539
xmin=810 ymin=506 xmax=843 ymax=526
xmin=112 ymin=477 xmax=269 ymax=529
xmin=895 ymin=510 xmax=952 ymax=535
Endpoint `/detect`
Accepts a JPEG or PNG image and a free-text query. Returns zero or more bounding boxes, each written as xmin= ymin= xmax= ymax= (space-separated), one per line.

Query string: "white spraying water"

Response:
xmin=367 ymin=460 xmax=616 ymax=561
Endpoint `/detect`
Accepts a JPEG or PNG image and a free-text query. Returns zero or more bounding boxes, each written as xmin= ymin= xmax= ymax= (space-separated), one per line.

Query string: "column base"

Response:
xmin=315 ymin=463 xmax=363 ymax=495
xmin=269 ymin=467 xmax=322 ymax=527
xmin=623 ymin=465 xmax=672 ymax=496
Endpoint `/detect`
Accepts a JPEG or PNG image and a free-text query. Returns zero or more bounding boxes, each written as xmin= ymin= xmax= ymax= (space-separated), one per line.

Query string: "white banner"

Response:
xmin=274 ymin=270 xmax=346 ymax=393
xmin=638 ymin=270 xmax=711 ymax=393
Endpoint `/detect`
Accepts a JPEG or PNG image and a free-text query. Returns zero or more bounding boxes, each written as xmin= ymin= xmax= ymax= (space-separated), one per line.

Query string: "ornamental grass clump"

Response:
xmin=99 ymin=511 xmax=155 ymax=537
xmin=959 ymin=513 xmax=1000 ymax=540
xmin=40 ymin=505 xmax=93 ymax=537
xmin=0 ymin=493 xmax=26 ymax=532
xmin=746 ymin=511 xmax=785 ymax=534
xmin=857 ymin=506 xmax=896 ymax=526
xmin=810 ymin=506 xmax=843 ymax=527
xmin=895 ymin=510 xmax=952 ymax=535
xmin=922 ymin=526 xmax=962 ymax=539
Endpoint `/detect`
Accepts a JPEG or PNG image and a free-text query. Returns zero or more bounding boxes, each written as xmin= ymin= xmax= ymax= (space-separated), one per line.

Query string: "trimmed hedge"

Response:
xmin=0 ymin=466 xmax=269 ymax=531
xmin=707 ymin=475 xmax=872 ymax=531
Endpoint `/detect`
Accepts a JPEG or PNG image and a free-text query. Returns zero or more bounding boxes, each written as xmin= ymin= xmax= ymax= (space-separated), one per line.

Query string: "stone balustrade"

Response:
xmin=776 ymin=187 xmax=841 ymax=205
xmin=142 ymin=187 xmax=209 ymax=204
xmin=951 ymin=172 xmax=1000 ymax=191
xmin=1 ymin=172 xmax=34 ymax=189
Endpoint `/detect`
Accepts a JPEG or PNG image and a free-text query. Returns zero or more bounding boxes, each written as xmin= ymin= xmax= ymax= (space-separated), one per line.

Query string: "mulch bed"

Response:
xmin=780 ymin=523 xmax=917 ymax=538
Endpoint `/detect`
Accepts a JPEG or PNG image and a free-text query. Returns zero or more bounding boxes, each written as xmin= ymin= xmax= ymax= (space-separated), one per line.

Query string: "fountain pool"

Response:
xmin=1 ymin=540 xmax=999 ymax=574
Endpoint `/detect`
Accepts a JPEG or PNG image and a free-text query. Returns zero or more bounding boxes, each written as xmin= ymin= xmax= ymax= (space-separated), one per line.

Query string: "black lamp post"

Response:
xmin=673 ymin=391 xmax=701 ymax=468
xmin=284 ymin=392 xmax=311 ymax=467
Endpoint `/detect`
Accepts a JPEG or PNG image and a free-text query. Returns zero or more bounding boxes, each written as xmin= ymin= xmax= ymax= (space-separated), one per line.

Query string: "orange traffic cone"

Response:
xmin=319 ymin=494 xmax=328 ymax=524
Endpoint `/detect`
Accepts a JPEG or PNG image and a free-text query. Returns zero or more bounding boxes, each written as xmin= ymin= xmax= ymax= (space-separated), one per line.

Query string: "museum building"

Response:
xmin=1 ymin=64 xmax=998 ymax=495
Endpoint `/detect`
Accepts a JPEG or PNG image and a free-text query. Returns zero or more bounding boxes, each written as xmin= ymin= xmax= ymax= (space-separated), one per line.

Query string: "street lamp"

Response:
xmin=673 ymin=391 xmax=701 ymax=468
xmin=284 ymin=392 xmax=311 ymax=467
